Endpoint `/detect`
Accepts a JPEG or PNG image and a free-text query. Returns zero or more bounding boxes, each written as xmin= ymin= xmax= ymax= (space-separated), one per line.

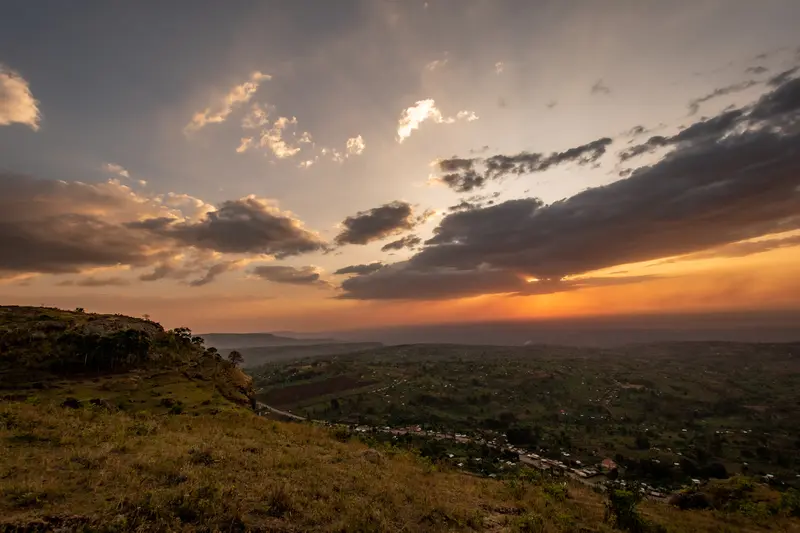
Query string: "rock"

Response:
xmin=61 ymin=397 xmax=81 ymax=409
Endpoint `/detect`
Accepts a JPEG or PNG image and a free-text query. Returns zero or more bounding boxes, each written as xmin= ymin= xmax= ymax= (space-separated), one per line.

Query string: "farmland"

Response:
xmin=251 ymin=342 xmax=800 ymax=488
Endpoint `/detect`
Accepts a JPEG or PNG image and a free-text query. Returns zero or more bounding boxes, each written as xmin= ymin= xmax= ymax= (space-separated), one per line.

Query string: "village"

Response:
xmin=254 ymin=400 xmax=678 ymax=501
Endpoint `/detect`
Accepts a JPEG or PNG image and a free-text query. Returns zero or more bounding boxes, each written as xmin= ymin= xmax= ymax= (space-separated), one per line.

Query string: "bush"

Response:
xmin=780 ymin=489 xmax=800 ymax=517
xmin=543 ymin=482 xmax=569 ymax=501
xmin=605 ymin=482 xmax=665 ymax=533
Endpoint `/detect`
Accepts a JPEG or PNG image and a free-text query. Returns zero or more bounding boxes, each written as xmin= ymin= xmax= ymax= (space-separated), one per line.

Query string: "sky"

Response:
xmin=1 ymin=0 xmax=799 ymax=333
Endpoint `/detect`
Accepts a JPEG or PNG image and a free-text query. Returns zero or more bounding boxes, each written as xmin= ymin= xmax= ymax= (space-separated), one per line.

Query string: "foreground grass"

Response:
xmin=2 ymin=390 xmax=798 ymax=532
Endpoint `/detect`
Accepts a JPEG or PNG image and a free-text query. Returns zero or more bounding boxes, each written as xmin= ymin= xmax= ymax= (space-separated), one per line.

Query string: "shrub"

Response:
xmin=543 ymin=482 xmax=569 ymax=501
xmin=604 ymin=482 xmax=664 ymax=533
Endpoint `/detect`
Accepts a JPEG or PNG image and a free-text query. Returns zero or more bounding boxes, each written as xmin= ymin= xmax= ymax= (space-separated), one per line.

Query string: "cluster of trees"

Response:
xmin=1 ymin=319 xmax=245 ymax=376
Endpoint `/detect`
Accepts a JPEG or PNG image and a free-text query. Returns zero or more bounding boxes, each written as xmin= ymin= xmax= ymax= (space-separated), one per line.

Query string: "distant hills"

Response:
xmin=198 ymin=331 xmax=382 ymax=368
xmin=199 ymin=332 xmax=338 ymax=349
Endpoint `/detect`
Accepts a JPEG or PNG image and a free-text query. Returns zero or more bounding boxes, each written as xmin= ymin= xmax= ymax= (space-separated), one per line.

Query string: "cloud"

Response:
xmin=436 ymin=137 xmax=613 ymax=192
xmin=424 ymin=58 xmax=448 ymax=72
xmin=139 ymin=261 xmax=192 ymax=282
xmin=456 ymin=110 xmax=479 ymax=122
xmin=189 ymin=260 xmax=243 ymax=287
xmin=448 ymin=192 xmax=501 ymax=212
xmin=241 ymin=103 xmax=271 ymax=129
xmin=346 ymin=135 xmax=366 ymax=156
xmin=591 ymin=79 xmax=611 ymax=95
xmin=259 ymin=116 xmax=303 ymax=159
xmin=495 ymin=62 xmax=504 ymax=75
xmin=136 ymin=195 xmax=325 ymax=257
xmin=381 ymin=234 xmax=421 ymax=252
xmin=333 ymin=262 xmax=384 ymax=276
xmin=669 ymin=234 xmax=800 ymax=263
xmin=448 ymin=200 xmax=479 ymax=212
xmin=0 ymin=173 xmax=187 ymax=275
xmin=184 ymin=71 xmax=270 ymax=133
xmin=236 ymin=137 xmax=254 ymax=153
xmin=745 ymin=66 xmax=769 ymax=75
xmin=619 ymin=109 xmax=744 ymax=161
xmin=250 ymin=265 xmax=328 ymax=286
xmin=687 ymin=80 xmax=759 ymax=115
xmin=396 ymin=99 xmax=478 ymax=142
xmin=340 ymin=262 xmax=655 ymax=300
xmin=334 ymin=201 xmax=421 ymax=246
xmin=768 ymin=67 xmax=799 ymax=87
xmin=340 ymin=74 xmax=800 ymax=300
xmin=57 ymin=276 xmax=131 ymax=287
xmin=0 ymin=65 xmax=41 ymax=130
xmin=0 ymin=172 xmax=326 ymax=287
xmin=103 ymin=163 xmax=130 ymax=179
xmin=748 ymin=76 xmax=800 ymax=126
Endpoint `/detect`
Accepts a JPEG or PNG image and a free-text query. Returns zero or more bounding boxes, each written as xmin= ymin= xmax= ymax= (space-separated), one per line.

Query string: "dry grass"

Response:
xmin=2 ymin=381 xmax=798 ymax=532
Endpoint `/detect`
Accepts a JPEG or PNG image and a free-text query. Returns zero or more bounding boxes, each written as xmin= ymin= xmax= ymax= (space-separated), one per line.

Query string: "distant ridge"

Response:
xmin=199 ymin=332 xmax=338 ymax=349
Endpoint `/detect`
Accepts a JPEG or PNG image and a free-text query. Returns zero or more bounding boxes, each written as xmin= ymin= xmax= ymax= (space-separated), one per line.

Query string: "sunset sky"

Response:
xmin=1 ymin=1 xmax=799 ymax=333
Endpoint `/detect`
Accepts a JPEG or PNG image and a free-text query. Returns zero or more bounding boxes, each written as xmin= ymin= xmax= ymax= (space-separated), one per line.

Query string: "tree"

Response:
xmin=227 ymin=350 xmax=244 ymax=366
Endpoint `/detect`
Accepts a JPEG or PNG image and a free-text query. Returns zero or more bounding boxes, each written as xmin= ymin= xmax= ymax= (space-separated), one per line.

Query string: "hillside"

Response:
xmin=1 ymin=307 xmax=799 ymax=532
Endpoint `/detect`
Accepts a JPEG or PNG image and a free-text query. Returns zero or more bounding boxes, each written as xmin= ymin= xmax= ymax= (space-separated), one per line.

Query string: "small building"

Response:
xmin=600 ymin=458 xmax=618 ymax=472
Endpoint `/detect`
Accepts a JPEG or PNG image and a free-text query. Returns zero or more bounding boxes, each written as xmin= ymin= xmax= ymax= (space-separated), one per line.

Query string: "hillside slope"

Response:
xmin=1 ymin=307 xmax=798 ymax=532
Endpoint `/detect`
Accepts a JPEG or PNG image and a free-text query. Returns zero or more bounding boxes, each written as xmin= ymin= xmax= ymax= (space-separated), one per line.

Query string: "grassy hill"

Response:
xmin=1 ymin=307 xmax=799 ymax=531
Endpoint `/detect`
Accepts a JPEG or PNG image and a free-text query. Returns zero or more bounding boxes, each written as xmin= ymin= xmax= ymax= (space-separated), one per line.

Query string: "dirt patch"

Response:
xmin=260 ymin=375 xmax=377 ymax=407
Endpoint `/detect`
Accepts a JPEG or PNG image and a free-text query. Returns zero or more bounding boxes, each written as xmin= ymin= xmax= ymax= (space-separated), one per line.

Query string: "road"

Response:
xmin=256 ymin=401 xmax=306 ymax=421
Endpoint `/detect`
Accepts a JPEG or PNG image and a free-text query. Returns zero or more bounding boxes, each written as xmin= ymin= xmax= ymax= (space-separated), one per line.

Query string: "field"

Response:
xmin=251 ymin=342 xmax=800 ymax=489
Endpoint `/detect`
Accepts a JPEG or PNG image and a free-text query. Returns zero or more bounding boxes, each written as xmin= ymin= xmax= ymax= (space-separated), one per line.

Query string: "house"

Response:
xmin=600 ymin=458 xmax=618 ymax=472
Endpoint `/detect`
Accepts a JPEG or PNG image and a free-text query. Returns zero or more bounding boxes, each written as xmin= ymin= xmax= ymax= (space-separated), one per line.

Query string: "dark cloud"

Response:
xmin=136 ymin=197 xmax=325 ymax=258
xmin=139 ymin=262 xmax=191 ymax=282
xmin=0 ymin=174 xmax=171 ymax=276
xmin=619 ymin=109 xmax=744 ymax=161
xmin=381 ymin=234 xmax=422 ymax=252
xmin=591 ymin=79 xmax=611 ymax=95
xmin=546 ymin=100 xmax=558 ymax=109
xmin=448 ymin=192 xmax=502 ymax=212
xmin=340 ymin=261 xmax=658 ymax=300
xmin=768 ymin=67 xmax=799 ymax=87
xmin=437 ymin=137 xmax=613 ymax=192
xmin=627 ymin=125 xmax=647 ymax=136
xmin=334 ymin=262 xmax=384 ymax=276
xmin=250 ymin=265 xmax=327 ymax=286
xmin=687 ymin=80 xmax=758 ymax=115
xmin=675 ymin=234 xmax=800 ymax=262
xmin=745 ymin=66 xmax=769 ymax=75
xmin=749 ymin=75 xmax=800 ymax=125
xmin=448 ymin=200 xmax=479 ymax=212
xmin=334 ymin=201 xmax=419 ymax=245
xmin=0 ymin=174 xmax=324 ymax=282
xmin=189 ymin=261 xmax=240 ymax=287
xmin=341 ymin=76 xmax=800 ymax=301
xmin=57 ymin=276 xmax=131 ymax=287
